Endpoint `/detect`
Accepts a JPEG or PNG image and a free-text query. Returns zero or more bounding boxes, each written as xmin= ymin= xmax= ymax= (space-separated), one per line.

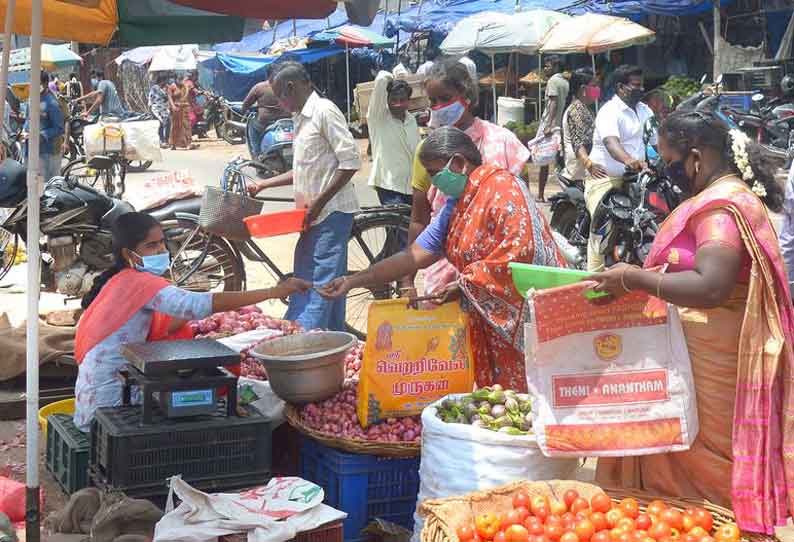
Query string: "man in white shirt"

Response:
xmin=392 ymin=54 xmax=411 ymax=78
xmin=250 ymin=61 xmax=361 ymax=331
xmin=586 ymin=64 xmax=653 ymax=271
xmin=416 ymin=48 xmax=438 ymax=77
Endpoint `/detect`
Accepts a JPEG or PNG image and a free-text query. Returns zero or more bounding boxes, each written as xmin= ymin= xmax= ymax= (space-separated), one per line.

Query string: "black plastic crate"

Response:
xmin=46 ymin=413 xmax=90 ymax=494
xmin=90 ymin=404 xmax=271 ymax=490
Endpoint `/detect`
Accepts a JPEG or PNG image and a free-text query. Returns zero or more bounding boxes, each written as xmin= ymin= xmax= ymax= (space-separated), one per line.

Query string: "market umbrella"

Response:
xmin=440 ymin=10 xmax=571 ymax=116
xmin=40 ymin=43 xmax=82 ymax=69
xmin=539 ymin=13 xmax=655 ymax=55
xmin=310 ymin=25 xmax=394 ymax=120
xmin=148 ymin=44 xmax=199 ymax=72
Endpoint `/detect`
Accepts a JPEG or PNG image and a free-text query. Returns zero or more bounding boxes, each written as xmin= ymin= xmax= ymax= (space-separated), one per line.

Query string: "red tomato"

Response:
xmin=686 ymin=528 xmax=707 ymax=540
xmin=609 ymin=529 xmax=625 ymax=542
xmin=619 ymin=499 xmax=640 ymax=520
xmin=458 ymin=525 xmax=476 ymax=542
xmin=576 ymin=512 xmax=591 ymax=522
xmin=476 ymin=513 xmax=500 ymax=541
xmin=550 ymin=500 xmax=568 ymax=516
xmin=575 ymin=519 xmax=596 ymax=542
xmin=533 ymin=497 xmax=551 ymax=515
xmin=660 ymin=510 xmax=684 ymax=531
xmin=503 ymin=510 xmax=524 ymax=529
xmin=691 ymin=509 xmax=713 ymax=533
xmin=633 ymin=531 xmax=649 ymax=542
xmin=514 ymin=492 xmax=531 ymax=510
xmin=648 ymin=521 xmax=672 ymax=541
xmin=534 ymin=505 xmax=551 ymax=523
xmin=571 ymin=498 xmax=591 ymax=514
xmin=591 ymin=494 xmax=613 ymax=514
xmin=616 ymin=518 xmax=636 ymax=532
xmin=635 ymin=515 xmax=652 ymax=531
xmin=545 ymin=523 xmax=565 ymax=542
xmin=592 ymin=531 xmax=611 ymax=542
xmin=700 ymin=537 xmax=716 ymax=542
xmin=714 ymin=524 xmax=740 ymax=542
xmin=495 ymin=531 xmax=508 ymax=542
xmin=507 ymin=525 xmax=531 ymax=542
xmin=546 ymin=516 xmax=564 ymax=529
xmin=590 ymin=513 xmax=608 ymax=532
xmin=564 ymin=490 xmax=581 ymax=509
xmin=561 ymin=532 xmax=580 ymax=542
xmin=515 ymin=507 xmax=530 ymax=523
xmin=681 ymin=535 xmax=699 ymax=542
xmin=646 ymin=501 xmax=667 ymax=518
xmin=605 ymin=509 xmax=625 ymax=529
xmin=526 ymin=517 xmax=546 ymax=536
xmin=681 ymin=515 xmax=696 ymax=533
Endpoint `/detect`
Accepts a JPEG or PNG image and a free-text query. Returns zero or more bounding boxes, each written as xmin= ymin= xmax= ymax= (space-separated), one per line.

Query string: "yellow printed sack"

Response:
xmin=357 ymin=299 xmax=474 ymax=427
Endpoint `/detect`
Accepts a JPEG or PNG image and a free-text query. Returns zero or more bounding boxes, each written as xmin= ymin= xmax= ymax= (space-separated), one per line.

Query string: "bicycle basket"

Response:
xmin=199 ymin=185 xmax=263 ymax=240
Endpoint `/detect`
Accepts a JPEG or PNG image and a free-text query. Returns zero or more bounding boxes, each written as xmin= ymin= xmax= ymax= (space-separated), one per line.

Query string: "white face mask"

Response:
xmin=428 ymin=98 xmax=466 ymax=128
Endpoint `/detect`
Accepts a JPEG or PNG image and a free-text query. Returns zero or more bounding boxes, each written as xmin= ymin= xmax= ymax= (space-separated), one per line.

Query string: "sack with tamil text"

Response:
xmin=525 ymin=283 xmax=698 ymax=457
xmin=357 ymin=299 xmax=475 ymax=427
xmin=526 ymin=129 xmax=561 ymax=166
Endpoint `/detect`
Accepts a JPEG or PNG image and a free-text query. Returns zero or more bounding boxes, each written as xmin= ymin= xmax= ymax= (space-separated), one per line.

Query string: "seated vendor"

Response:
xmin=73 ymin=212 xmax=309 ymax=431
xmin=318 ymin=126 xmax=564 ymax=392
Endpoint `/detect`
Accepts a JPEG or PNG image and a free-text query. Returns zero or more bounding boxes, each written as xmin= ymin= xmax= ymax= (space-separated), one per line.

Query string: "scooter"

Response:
xmin=246 ymin=113 xmax=294 ymax=178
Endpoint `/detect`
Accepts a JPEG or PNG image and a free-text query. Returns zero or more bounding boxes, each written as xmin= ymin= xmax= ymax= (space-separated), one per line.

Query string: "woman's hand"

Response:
xmin=437 ymin=281 xmax=462 ymax=304
xmin=272 ymin=277 xmax=311 ymax=298
xmin=316 ymin=277 xmax=352 ymax=299
xmin=589 ymin=263 xmax=636 ymax=298
xmin=587 ymin=161 xmax=609 ymax=179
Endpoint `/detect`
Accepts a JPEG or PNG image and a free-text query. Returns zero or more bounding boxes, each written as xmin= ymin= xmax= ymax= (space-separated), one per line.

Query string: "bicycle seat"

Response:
xmin=86 ymin=155 xmax=116 ymax=171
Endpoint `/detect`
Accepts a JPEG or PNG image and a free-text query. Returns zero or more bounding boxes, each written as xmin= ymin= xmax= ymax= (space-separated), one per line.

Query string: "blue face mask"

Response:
xmin=132 ymin=251 xmax=170 ymax=276
xmin=431 ymin=156 xmax=468 ymax=198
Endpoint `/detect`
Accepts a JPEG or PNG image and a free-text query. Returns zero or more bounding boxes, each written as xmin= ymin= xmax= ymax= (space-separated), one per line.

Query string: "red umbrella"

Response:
xmin=168 ymin=0 xmax=337 ymax=20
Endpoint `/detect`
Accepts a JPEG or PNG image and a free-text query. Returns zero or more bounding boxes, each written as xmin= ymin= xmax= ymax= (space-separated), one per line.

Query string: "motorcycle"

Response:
xmin=218 ymin=98 xmax=247 ymax=145
xmin=549 ymin=171 xmax=588 ymax=269
xmin=729 ymin=94 xmax=794 ymax=166
xmin=194 ymin=91 xmax=222 ymax=139
xmin=0 ymin=158 xmax=242 ymax=297
xmin=246 ymin=114 xmax=294 ymax=178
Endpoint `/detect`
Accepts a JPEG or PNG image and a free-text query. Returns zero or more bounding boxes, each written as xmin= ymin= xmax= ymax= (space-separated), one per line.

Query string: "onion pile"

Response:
xmin=299 ymin=381 xmax=421 ymax=443
xmin=189 ymin=306 xmax=302 ymax=339
xmin=344 ymin=340 xmax=364 ymax=380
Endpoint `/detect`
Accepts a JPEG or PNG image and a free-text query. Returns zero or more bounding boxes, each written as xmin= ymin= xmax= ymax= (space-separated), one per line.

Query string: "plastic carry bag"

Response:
xmin=153 ymin=476 xmax=346 ymax=542
xmin=84 ymin=120 xmax=162 ymax=162
xmin=411 ymin=395 xmax=581 ymax=542
xmin=525 ymin=284 xmax=699 ymax=457
xmin=357 ymin=299 xmax=475 ymax=427
xmin=527 ymin=129 xmax=561 ymax=166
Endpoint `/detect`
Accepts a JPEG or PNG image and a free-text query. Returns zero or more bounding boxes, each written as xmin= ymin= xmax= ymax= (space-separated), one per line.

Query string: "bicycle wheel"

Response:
xmin=345 ymin=212 xmax=409 ymax=338
xmin=162 ymin=218 xmax=243 ymax=292
xmin=61 ymin=158 xmax=102 ymax=189
xmin=0 ymin=231 xmax=18 ymax=284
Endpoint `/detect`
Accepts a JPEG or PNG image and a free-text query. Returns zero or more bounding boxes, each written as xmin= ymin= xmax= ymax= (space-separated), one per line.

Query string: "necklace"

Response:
xmin=708 ymin=173 xmax=738 ymax=187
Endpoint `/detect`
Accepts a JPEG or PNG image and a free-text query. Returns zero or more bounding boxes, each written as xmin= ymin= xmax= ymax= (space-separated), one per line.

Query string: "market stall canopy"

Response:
xmin=0 ymin=0 xmax=247 ymax=46
xmin=310 ymin=25 xmax=393 ymax=48
xmin=539 ymin=13 xmax=655 ymax=55
xmin=581 ymin=0 xmax=734 ymax=17
xmin=8 ymin=43 xmax=81 ymax=72
xmin=148 ymin=44 xmax=199 ymax=72
xmin=440 ymin=10 xmax=570 ymax=55
xmin=169 ymin=0 xmax=380 ymax=26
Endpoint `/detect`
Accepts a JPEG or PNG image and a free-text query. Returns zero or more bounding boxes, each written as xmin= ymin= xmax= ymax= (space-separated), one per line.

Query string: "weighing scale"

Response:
xmin=118 ymin=338 xmax=241 ymax=424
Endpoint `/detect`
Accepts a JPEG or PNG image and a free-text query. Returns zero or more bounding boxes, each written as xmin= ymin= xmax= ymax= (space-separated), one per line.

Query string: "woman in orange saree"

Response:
xmin=318 ymin=126 xmax=564 ymax=391
xmin=591 ymin=111 xmax=794 ymax=534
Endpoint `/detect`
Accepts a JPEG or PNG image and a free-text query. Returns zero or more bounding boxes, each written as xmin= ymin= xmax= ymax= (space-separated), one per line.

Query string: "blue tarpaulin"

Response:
xmin=579 ymin=0 xmax=734 ymax=17
xmin=199 ymin=45 xmax=344 ymax=100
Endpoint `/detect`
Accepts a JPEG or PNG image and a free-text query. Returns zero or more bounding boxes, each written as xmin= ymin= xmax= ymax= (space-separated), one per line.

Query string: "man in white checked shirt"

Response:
xmin=250 ymin=61 xmax=361 ymax=331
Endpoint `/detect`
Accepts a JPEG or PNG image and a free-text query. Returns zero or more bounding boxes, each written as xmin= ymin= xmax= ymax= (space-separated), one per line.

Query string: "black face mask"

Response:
xmin=622 ymin=85 xmax=644 ymax=106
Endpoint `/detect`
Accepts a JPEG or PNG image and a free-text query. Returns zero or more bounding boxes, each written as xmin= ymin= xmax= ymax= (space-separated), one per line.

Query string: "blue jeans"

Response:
xmin=38 ymin=152 xmax=61 ymax=182
xmin=158 ymin=116 xmax=170 ymax=144
xmin=247 ymin=119 xmax=265 ymax=160
xmin=375 ymin=187 xmax=411 ymax=249
xmin=285 ymin=211 xmax=354 ymax=331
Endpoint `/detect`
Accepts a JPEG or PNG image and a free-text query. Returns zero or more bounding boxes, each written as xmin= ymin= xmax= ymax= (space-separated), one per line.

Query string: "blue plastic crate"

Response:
xmin=299 ymin=437 xmax=420 ymax=542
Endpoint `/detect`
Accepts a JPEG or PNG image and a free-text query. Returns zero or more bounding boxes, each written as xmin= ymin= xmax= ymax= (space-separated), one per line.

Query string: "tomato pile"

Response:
xmin=456 ymin=491 xmax=741 ymax=542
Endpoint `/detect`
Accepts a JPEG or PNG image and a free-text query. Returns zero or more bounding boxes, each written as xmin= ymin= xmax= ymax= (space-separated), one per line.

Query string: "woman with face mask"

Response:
xmin=73 ymin=212 xmax=309 ymax=431
xmin=319 ymin=127 xmax=563 ymax=391
xmin=590 ymin=111 xmax=794 ymax=534
xmin=404 ymin=59 xmax=530 ymax=300
xmin=561 ymin=67 xmax=607 ymax=182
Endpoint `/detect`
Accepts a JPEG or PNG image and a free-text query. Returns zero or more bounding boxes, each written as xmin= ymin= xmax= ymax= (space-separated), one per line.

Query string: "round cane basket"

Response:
xmin=419 ymin=481 xmax=777 ymax=542
xmin=284 ymin=403 xmax=420 ymax=458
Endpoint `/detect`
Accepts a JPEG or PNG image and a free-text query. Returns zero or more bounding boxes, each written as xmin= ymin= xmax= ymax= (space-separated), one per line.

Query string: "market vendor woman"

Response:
xmin=318 ymin=126 xmax=563 ymax=392
xmin=74 ymin=212 xmax=309 ymax=431
xmin=590 ymin=111 xmax=794 ymax=533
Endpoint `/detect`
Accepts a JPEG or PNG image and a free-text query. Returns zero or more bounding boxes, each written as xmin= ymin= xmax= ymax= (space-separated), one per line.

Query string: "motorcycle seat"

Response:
xmin=86 ymin=155 xmax=117 ymax=171
xmin=146 ymin=196 xmax=202 ymax=222
xmin=229 ymin=102 xmax=245 ymax=113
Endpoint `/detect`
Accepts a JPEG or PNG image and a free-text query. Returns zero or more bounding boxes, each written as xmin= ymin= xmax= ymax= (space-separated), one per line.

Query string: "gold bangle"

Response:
xmin=620 ymin=266 xmax=632 ymax=293
xmin=656 ymin=274 xmax=664 ymax=299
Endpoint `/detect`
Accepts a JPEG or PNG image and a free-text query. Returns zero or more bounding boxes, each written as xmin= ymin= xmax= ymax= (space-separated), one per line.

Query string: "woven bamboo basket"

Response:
xmin=284 ymin=403 xmax=421 ymax=458
xmin=419 ymin=481 xmax=774 ymax=542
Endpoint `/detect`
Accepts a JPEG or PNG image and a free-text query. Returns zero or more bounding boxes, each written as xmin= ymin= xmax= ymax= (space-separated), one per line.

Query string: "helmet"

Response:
xmin=781 ymin=75 xmax=794 ymax=96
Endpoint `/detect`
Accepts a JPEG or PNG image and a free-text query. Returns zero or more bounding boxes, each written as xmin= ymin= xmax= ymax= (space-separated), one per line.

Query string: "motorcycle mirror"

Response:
xmin=752 ymin=93 xmax=765 ymax=102
xmin=699 ymin=74 xmax=708 ymax=85
xmin=714 ymin=74 xmax=723 ymax=85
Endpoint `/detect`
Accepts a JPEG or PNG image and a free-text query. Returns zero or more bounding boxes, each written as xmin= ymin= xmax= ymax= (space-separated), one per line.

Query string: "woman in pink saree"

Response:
xmin=590 ymin=111 xmax=794 ymax=534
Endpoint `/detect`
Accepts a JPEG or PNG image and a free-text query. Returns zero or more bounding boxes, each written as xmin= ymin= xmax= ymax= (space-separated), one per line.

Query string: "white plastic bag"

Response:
xmin=121 ymin=119 xmax=162 ymax=162
xmin=411 ymin=394 xmax=581 ymax=542
xmin=153 ymin=476 xmax=346 ymax=542
xmin=527 ymin=129 xmax=561 ymax=166
xmin=217 ymin=329 xmax=284 ymax=353
xmin=238 ymin=377 xmax=286 ymax=424
xmin=84 ymin=122 xmax=124 ymax=156
xmin=525 ymin=284 xmax=699 ymax=457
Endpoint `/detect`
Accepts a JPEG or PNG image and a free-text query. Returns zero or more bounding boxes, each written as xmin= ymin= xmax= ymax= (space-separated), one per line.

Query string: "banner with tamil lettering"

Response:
xmin=524 ymin=283 xmax=699 ymax=457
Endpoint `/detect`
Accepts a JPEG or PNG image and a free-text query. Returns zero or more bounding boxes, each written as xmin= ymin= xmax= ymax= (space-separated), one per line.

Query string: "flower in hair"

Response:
xmin=729 ymin=129 xmax=754 ymax=182
xmin=752 ymin=181 xmax=767 ymax=198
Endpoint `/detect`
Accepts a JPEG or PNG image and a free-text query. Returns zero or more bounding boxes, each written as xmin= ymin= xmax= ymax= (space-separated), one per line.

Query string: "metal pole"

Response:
xmin=0 ymin=0 xmax=16 ymax=157
xmin=345 ymin=42 xmax=351 ymax=121
xmin=293 ymin=18 xmax=297 ymax=38
xmin=591 ymin=53 xmax=599 ymax=110
xmin=26 ymin=0 xmax=43 ymax=539
xmin=713 ymin=0 xmax=721 ymax=79
xmin=394 ymin=0 xmax=401 ymax=56
xmin=490 ymin=54 xmax=497 ymax=122
xmin=537 ymin=52 xmax=542 ymax=120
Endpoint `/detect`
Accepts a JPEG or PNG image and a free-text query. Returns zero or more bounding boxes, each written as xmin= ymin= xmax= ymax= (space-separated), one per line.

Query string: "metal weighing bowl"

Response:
xmin=250 ymin=331 xmax=356 ymax=404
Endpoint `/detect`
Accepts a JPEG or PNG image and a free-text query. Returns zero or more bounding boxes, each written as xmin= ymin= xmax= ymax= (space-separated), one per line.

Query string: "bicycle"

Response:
xmin=60 ymin=153 xmax=127 ymax=198
xmin=169 ymin=157 xmax=410 ymax=338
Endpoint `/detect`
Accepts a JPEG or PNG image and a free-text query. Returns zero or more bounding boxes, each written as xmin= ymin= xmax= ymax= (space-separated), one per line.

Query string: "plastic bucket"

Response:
xmin=508 ymin=263 xmax=606 ymax=299
xmin=38 ymin=397 xmax=76 ymax=439
xmin=497 ymin=97 xmax=524 ymax=126
xmin=244 ymin=209 xmax=306 ymax=238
